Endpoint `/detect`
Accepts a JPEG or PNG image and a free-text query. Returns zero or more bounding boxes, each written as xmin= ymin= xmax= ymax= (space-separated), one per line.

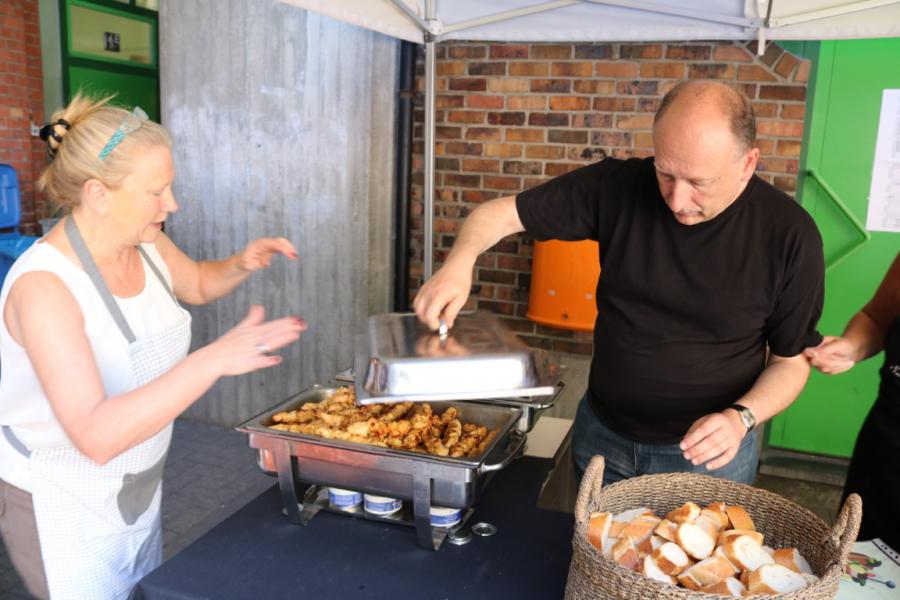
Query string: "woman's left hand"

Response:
xmin=237 ymin=237 xmax=298 ymax=272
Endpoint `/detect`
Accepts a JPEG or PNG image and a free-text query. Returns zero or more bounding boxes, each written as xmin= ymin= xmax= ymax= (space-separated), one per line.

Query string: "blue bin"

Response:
xmin=0 ymin=164 xmax=39 ymax=290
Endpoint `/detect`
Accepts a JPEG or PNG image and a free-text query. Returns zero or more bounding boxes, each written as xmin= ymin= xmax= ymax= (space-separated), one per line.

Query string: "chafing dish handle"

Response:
xmin=479 ymin=430 xmax=527 ymax=473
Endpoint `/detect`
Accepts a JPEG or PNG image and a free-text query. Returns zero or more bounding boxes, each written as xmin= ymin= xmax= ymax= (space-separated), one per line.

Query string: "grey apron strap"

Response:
xmin=2 ymin=425 xmax=31 ymax=458
xmin=64 ymin=217 xmax=137 ymax=343
xmin=136 ymin=246 xmax=177 ymax=302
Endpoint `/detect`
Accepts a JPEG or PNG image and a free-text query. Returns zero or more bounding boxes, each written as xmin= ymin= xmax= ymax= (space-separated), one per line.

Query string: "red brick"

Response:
xmin=525 ymin=145 xmax=567 ymax=159
xmin=437 ymin=61 xmax=466 ymax=76
xmin=759 ymin=85 xmax=806 ymax=102
xmin=483 ymin=175 xmax=522 ymax=190
xmin=487 ymin=112 xmax=526 ymax=126
xmin=468 ymin=62 xmax=506 ymax=76
xmin=508 ymin=62 xmax=548 ymax=77
xmin=756 ymin=120 xmax=805 ymax=137
xmin=551 ymin=62 xmax=593 ymax=77
xmin=593 ymin=97 xmax=635 ymax=112
xmin=617 ymin=80 xmax=658 ymax=95
xmin=781 ymin=104 xmax=805 ymax=120
xmin=466 ymin=127 xmax=502 ymax=141
xmin=594 ymin=62 xmax=638 ymax=78
xmin=443 ymin=173 xmax=482 ymax=188
xmin=775 ymin=140 xmax=802 ymax=157
xmin=529 ymin=113 xmax=569 ymax=127
xmin=774 ymin=52 xmax=800 ymax=79
xmin=639 ymin=62 xmax=685 ymax=78
xmin=487 ymin=78 xmax=529 ymax=93
xmin=507 ymin=95 xmax=547 ymax=110
xmin=436 ymin=126 xmax=462 ymax=139
xmin=467 ymin=95 xmax=504 ymax=109
xmin=447 ymin=110 xmax=486 ymax=124
xmin=591 ymin=131 xmax=632 ymax=146
xmin=462 ymin=158 xmax=501 ymax=173
xmin=502 ymin=161 xmax=543 ymax=175
xmin=793 ymin=61 xmax=811 ymax=84
xmin=490 ymin=45 xmax=529 ymax=59
xmin=616 ymin=114 xmax=653 ymax=129
xmin=666 ymin=45 xmax=711 ymax=60
xmin=619 ymin=44 xmax=663 ymax=59
xmin=448 ymin=46 xmax=487 ymax=59
xmin=634 ymin=132 xmax=654 ymax=148
xmin=531 ymin=45 xmax=572 ymax=60
xmin=530 ymin=79 xmax=571 ymax=93
xmin=545 ymin=162 xmax=583 ymax=176
xmin=751 ymin=102 xmax=779 ymax=118
xmin=571 ymin=114 xmax=613 ymax=128
xmin=483 ymin=143 xmax=523 ymax=158
xmin=505 ymin=128 xmax=544 ymax=143
xmin=688 ymin=64 xmax=735 ymax=79
xmin=738 ymin=65 xmax=777 ymax=82
xmin=574 ymin=45 xmax=614 ymax=59
xmin=572 ymin=80 xmax=616 ymax=95
xmin=449 ymin=77 xmax=486 ymax=92
xmin=548 ymin=130 xmax=588 ymax=144
xmin=549 ymin=96 xmax=590 ymax=111
xmin=445 ymin=142 xmax=484 ymax=155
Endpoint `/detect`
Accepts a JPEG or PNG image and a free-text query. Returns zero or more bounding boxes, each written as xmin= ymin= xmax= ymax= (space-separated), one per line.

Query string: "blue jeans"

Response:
xmin=572 ymin=395 xmax=761 ymax=487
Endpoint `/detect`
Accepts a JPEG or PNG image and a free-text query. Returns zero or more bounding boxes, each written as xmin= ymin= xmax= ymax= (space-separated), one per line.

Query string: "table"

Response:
xmin=131 ymin=456 xmax=575 ymax=600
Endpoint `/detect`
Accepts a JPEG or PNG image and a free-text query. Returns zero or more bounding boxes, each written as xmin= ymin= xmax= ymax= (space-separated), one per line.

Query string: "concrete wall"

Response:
xmin=160 ymin=0 xmax=397 ymax=426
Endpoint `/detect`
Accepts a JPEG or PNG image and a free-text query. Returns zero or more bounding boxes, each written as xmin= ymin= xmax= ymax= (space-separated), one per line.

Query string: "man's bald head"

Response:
xmin=654 ymin=81 xmax=756 ymax=153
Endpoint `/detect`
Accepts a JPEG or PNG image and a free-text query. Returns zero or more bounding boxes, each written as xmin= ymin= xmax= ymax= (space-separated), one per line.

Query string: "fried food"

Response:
xmin=267 ymin=387 xmax=495 ymax=458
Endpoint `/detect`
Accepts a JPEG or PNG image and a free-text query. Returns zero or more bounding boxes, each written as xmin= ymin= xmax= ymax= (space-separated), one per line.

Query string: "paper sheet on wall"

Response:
xmin=866 ymin=89 xmax=900 ymax=233
xmin=837 ymin=538 xmax=900 ymax=599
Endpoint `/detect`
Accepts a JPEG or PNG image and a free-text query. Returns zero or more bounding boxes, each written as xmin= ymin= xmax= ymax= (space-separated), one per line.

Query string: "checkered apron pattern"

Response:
xmin=27 ymin=218 xmax=191 ymax=599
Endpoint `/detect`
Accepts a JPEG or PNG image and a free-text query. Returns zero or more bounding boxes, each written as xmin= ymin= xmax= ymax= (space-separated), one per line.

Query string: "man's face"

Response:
xmin=652 ymin=110 xmax=759 ymax=226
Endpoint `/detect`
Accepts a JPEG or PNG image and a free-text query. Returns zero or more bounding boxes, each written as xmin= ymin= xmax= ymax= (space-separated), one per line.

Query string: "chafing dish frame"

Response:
xmin=236 ymin=386 xmax=527 ymax=550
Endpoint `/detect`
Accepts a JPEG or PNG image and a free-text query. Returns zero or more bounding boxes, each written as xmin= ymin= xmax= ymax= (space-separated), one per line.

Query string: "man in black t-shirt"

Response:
xmin=414 ymin=81 xmax=824 ymax=485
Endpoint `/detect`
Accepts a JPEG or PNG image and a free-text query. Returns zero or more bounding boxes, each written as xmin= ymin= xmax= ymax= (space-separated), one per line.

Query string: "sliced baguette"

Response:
xmin=747 ymin=563 xmax=808 ymax=594
xmin=652 ymin=542 xmax=691 ymax=576
xmin=724 ymin=505 xmax=755 ymax=531
xmin=621 ymin=515 xmax=662 ymax=543
xmin=612 ymin=537 xmax=641 ymax=571
xmin=772 ymin=547 xmax=813 ymax=575
xmin=700 ymin=507 xmax=730 ymax=530
xmin=717 ymin=528 xmax=764 ymax=547
xmin=675 ymin=517 xmax=717 ymax=560
xmin=654 ymin=519 xmax=677 ymax=542
xmin=587 ymin=511 xmax=612 ymax=551
xmin=722 ymin=535 xmax=775 ymax=572
xmin=666 ymin=501 xmax=701 ymax=524
xmin=642 ymin=555 xmax=676 ymax=585
xmin=699 ymin=576 xmax=745 ymax=597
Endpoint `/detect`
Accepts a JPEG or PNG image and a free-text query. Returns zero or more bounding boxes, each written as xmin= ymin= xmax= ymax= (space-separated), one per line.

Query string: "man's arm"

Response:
xmin=413 ymin=196 xmax=523 ymax=330
xmin=680 ymin=352 xmax=810 ymax=471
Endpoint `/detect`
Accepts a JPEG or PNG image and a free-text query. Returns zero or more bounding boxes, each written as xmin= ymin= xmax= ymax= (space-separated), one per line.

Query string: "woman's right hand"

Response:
xmin=804 ymin=336 xmax=857 ymax=375
xmin=205 ymin=304 xmax=306 ymax=376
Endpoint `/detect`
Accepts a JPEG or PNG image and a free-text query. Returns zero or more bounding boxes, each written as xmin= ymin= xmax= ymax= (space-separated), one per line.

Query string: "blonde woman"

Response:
xmin=0 ymin=95 xmax=306 ymax=599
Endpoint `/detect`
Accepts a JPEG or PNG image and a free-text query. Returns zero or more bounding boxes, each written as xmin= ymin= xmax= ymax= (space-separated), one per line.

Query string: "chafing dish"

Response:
xmin=236 ymin=385 xmax=527 ymax=550
xmin=355 ymin=311 xmax=563 ymax=405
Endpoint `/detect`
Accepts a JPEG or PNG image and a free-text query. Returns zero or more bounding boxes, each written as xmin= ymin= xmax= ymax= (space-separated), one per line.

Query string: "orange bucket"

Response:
xmin=526 ymin=240 xmax=600 ymax=332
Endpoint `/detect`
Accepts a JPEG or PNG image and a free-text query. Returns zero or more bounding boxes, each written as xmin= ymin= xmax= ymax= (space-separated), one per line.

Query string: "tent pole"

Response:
xmin=423 ymin=35 xmax=436 ymax=280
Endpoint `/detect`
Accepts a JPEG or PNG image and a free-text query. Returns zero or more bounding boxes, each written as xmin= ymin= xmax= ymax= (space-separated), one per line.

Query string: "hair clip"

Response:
xmin=98 ymin=106 xmax=148 ymax=161
xmin=39 ymin=119 xmax=71 ymax=158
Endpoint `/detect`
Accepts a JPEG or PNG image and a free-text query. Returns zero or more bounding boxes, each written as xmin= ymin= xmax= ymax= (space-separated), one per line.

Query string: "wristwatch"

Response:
xmin=727 ymin=404 xmax=757 ymax=432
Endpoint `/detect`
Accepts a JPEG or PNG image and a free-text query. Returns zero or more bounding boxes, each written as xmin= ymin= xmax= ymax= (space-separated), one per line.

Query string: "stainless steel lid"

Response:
xmin=354 ymin=311 xmax=562 ymax=404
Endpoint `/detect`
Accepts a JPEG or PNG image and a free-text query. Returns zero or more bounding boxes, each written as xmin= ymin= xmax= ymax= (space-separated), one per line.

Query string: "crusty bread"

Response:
xmin=699 ymin=576 xmax=745 ymax=597
xmin=724 ymin=505 xmax=755 ymax=531
xmin=666 ymin=501 xmax=701 ymax=524
xmin=602 ymin=536 xmax=617 ymax=559
xmin=612 ymin=537 xmax=641 ymax=571
xmin=642 ymin=555 xmax=676 ymax=585
xmin=772 ymin=547 xmax=813 ymax=575
xmin=654 ymin=519 xmax=677 ymax=542
xmin=588 ymin=511 xmax=612 ymax=551
xmin=675 ymin=517 xmax=717 ymax=560
xmin=717 ymin=528 xmax=764 ymax=547
xmin=609 ymin=507 xmax=652 ymax=539
xmin=621 ymin=515 xmax=662 ymax=543
xmin=722 ymin=535 xmax=775 ymax=572
xmin=652 ymin=542 xmax=691 ymax=576
xmin=747 ymin=563 xmax=808 ymax=594
xmin=700 ymin=507 xmax=730 ymax=530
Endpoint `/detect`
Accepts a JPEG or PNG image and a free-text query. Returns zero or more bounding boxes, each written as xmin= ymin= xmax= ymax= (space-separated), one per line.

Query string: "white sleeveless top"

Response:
xmin=0 ymin=239 xmax=190 ymax=492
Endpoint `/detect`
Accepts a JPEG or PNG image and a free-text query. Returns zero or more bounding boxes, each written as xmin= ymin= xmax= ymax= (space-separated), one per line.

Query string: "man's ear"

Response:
xmin=740 ymin=147 xmax=760 ymax=182
xmin=81 ymin=179 xmax=110 ymax=215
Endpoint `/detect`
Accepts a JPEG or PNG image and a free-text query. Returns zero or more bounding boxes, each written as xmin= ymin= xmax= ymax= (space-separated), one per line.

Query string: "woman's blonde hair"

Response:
xmin=37 ymin=93 xmax=172 ymax=209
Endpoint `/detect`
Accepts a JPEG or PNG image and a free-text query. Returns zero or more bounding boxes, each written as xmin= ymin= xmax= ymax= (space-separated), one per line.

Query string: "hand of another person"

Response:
xmin=679 ymin=410 xmax=746 ymax=471
xmin=205 ymin=305 xmax=307 ymax=376
xmin=412 ymin=261 xmax=473 ymax=331
xmin=803 ymin=336 xmax=857 ymax=375
xmin=237 ymin=237 xmax=298 ymax=272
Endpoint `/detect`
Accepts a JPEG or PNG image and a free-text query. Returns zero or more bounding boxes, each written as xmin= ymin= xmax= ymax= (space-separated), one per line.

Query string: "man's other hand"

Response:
xmin=679 ymin=410 xmax=747 ymax=471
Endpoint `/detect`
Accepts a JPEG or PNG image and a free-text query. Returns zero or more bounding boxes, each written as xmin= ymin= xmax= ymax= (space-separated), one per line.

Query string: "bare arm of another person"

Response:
xmin=680 ymin=352 xmax=810 ymax=471
xmin=154 ymin=232 xmax=298 ymax=305
xmin=4 ymin=272 xmax=305 ymax=464
xmin=413 ymin=196 xmax=523 ymax=330
xmin=804 ymin=252 xmax=900 ymax=374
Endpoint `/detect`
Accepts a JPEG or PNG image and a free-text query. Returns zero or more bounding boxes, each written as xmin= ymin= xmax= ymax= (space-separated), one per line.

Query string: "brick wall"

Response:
xmin=0 ymin=0 xmax=45 ymax=236
xmin=410 ymin=41 xmax=810 ymax=354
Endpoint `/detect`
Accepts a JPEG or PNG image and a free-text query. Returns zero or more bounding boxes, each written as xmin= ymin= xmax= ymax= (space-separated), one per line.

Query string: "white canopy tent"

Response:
xmin=279 ymin=0 xmax=900 ymax=277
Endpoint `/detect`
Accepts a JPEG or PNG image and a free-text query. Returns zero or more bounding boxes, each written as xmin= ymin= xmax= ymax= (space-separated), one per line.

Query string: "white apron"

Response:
xmin=10 ymin=217 xmax=191 ymax=599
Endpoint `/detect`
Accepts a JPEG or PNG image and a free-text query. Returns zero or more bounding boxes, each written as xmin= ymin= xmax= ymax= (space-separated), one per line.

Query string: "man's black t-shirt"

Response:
xmin=516 ymin=157 xmax=824 ymax=443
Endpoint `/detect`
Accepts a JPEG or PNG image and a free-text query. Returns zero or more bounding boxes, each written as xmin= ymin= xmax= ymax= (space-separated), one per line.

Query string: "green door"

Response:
xmin=61 ymin=0 xmax=159 ymax=121
xmin=768 ymin=39 xmax=900 ymax=457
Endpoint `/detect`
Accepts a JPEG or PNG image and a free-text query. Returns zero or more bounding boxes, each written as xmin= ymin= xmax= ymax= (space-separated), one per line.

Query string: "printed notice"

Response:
xmin=866 ymin=89 xmax=900 ymax=233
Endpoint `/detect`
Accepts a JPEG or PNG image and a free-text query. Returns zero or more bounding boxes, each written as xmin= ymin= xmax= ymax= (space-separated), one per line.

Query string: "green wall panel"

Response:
xmin=69 ymin=65 xmax=159 ymax=121
xmin=768 ymin=38 xmax=900 ymax=457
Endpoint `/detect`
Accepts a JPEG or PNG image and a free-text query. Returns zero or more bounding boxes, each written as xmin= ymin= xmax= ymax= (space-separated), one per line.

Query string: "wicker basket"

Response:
xmin=565 ymin=456 xmax=862 ymax=600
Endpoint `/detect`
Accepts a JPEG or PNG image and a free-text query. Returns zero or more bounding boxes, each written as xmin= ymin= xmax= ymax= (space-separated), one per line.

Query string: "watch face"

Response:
xmin=739 ymin=409 xmax=755 ymax=429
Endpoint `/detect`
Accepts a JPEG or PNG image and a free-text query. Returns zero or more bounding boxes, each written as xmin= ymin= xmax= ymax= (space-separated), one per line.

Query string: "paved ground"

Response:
xmin=0 ymin=419 xmax=273 ymax=599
